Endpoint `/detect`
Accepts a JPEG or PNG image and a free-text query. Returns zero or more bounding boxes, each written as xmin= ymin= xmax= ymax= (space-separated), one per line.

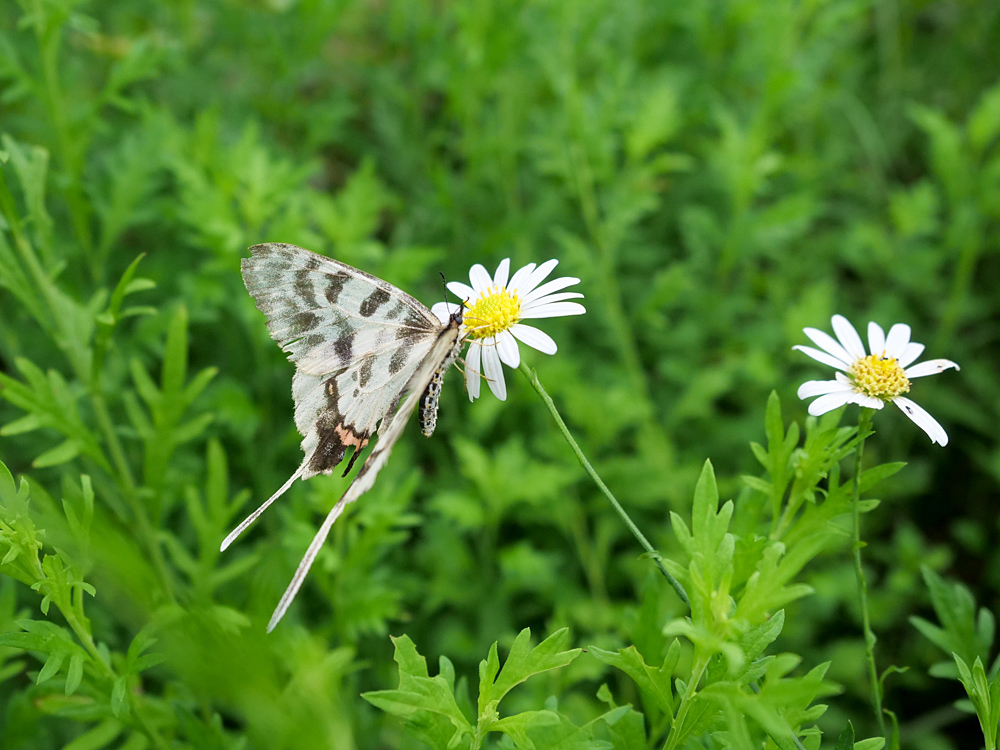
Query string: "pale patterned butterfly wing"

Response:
xmin=223 ymin=243 xmax=465 ymax=630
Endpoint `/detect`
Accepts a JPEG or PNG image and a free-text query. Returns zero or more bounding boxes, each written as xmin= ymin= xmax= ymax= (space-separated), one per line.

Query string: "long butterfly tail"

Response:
xmin=266 ymin=496 xmax=349 ymax=632
xmin=220 ymin=460 xmax=307 ymax=552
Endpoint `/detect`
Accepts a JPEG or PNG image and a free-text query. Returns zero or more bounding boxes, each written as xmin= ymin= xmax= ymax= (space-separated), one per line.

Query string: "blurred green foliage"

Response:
xmin=0 ymin=0 xmax=998 ymax=747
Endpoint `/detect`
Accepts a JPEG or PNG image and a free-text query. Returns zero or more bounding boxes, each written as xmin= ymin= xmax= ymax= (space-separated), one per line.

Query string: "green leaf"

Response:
xmin=32 ymin=439 xmax=81 ymax=468
xmin=911 ymin=566 xmax=991 ymax=666
xmin=0 ymin=459 xmax=16 ymax=500
xmin=857 ymin=462 xmax=906 ymax=493
xmin=968 ymin=81 xmax=1000 ymax=155
xmin=589 ymin=640 xmax=679 ymax=714
xmin=64 ymin=653 xmax=84 ymax=695
xmin=834 ymin=721 xmax=854 ymax=750
xmin=487 ymin=628 xmax=582 ymax=706
xmin=362 ymin=635 xmax=472 ymax=747
xmin=62 ymin=720 xmax=124 ymax=750
xmin=36 ymin=649 xmax=65 ymax=683
xmin=0 ymin=413 xmax=44 ymax=436
xmin=854 ymin=739 xmax=886 ymax=750
xmin=111 ymin=675 xmax=128 ymax=716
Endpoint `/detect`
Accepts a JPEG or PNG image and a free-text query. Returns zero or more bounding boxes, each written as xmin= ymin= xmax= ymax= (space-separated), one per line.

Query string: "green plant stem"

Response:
xmin=519 ymin=363 xmax=689 ymax=608
xmin=663 ymin=655 xmax=709 ymax=750
xmin=851 ymin=408 xmax=886 ymax=737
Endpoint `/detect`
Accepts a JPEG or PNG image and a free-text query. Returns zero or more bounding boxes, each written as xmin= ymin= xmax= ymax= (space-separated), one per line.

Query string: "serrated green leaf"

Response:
xmin=589 ymin=643 xmax=676 ymax=714
xmin=740 ymin=610 xmax=785 ymax=663
xmin=391 ymin=634 xmax=431 ymax=679
xmin=490 ymin=628 xmax=581 ymax=704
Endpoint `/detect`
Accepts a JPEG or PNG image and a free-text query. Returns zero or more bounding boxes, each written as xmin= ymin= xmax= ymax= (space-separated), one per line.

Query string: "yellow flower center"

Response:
xmin=464 ymin=286 xmax=521 ymax=340
xmin=849 ymin=354 xmax=910 ymax=399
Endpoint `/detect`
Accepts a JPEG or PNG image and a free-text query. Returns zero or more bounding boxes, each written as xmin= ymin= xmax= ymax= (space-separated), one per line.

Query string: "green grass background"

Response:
xmin=0 ymin=0 xmax=998 ymax=747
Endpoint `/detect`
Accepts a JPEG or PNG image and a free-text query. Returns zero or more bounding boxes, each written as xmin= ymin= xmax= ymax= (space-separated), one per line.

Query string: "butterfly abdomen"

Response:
xmin=418 ymin=320 xmax=465 ymax=437
xmin=419 ymin=371 xmax=445 ymax=437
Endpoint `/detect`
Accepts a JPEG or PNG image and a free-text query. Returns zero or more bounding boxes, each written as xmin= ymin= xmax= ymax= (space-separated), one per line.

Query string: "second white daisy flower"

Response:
xmin=794 ymin=314 xmax=959 ymax=445
xmin=431 ymin=258 xmax=585 ymax=401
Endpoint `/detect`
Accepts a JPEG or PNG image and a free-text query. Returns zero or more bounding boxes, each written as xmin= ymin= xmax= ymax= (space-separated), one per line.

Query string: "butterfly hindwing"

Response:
xmin=224 ymin=242 xmax=466 ymax=631
xmin=267 ymin=320 xmax=464 ymax=631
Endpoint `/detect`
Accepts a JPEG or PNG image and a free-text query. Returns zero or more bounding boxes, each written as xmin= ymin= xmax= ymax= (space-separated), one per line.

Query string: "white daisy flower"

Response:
xmin=794 ymin=314 xmax=959 ymax=445
xmin=431 ymin=258 xmax=585 ymax=401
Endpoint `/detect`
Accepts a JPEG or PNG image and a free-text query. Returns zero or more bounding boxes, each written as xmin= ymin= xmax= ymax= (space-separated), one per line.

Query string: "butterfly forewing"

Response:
xmin=242 ymin=243 xmax=441 ymax=478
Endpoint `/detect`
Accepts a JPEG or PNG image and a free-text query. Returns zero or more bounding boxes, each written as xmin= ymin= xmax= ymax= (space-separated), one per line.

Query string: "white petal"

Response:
xmin=905 ymin=359 xmax=960 ymax=379
xmin=898 ymin=342 xmax=925 ymax=368
xmin=469 ymin=264 xmax=493 ymax=292
xmin=523 ymin=291 xmax=585 ymax=309
xmin=519 ymin=301 xmax=586 ymax=319
xmin=803 ymin=327 xmax=855 ymax=367
xmin=465 ymin=341 xmax=482 ymax=401
xmin=867 ymin=322 xmax=886 ymax=357
xmin=514 ymin=259 xmax=559 ymax=297
xmin=522 ymin=276 xmax=581 ymax=304
xmin=511 ymin=324 xmax=558 ymax=355
xmin=493 ymin=258 xmax=510 ymax=288
xmin=431 ymin=302 xmax=460 ymax=324
xmin=807 ymin=391 xmax=855 ymax=416
xmin=894 ymin=396 xmax=948 ymax=446
xmin=507 ymin=263 xmax=537 ymax=295
xmin=447 ymin=281 xmax=477 ymax=302
xmin=855 ymin=394 xmax=885 ymax=410
xmin=482 ymin=345 xmax=507 ymax=400
xmin=797 ymin=379 xmax=853 ymax=399
xmin=883 ymin=323 xmax=912 ymax=359
xmin=496 ymin=330 xmax=520 ymax=368
xmin=792 ymin=345 xmax=851 ymax=372
xmin=831 ymin=315 xmax=866 ymax=359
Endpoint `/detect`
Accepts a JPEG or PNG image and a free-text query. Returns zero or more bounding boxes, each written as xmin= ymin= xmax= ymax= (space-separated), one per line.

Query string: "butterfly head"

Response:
xmin=447 ymin=299 xmax=466 ymax=330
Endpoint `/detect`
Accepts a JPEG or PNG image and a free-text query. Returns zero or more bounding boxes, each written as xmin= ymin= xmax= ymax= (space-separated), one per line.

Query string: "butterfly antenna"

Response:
xmin=439 ymin=272 xmax=449 ymax=305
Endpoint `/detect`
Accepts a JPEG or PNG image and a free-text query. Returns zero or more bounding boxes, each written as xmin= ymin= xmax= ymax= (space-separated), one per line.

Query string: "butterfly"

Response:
xmin=222 ymin=243 xmax=467 ymax=631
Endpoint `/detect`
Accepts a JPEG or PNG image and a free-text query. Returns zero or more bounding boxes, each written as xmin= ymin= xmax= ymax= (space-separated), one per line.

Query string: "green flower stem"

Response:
xmin=852 ymin=408 xmax=886 ymax=737
xmin=519 ymin=363 xmax=689 ymax=608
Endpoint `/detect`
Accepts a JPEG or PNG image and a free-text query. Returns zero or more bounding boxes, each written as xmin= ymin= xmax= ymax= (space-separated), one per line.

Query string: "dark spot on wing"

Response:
xmin=294 ymin=269 xmax=317 ymax=307
xmin=384 ymin=302 xmax=405 ymax=321
xmin=303 ymin=255 xmax=320 ymax=271
xmin=389 ymin=347 xmax=408 ymax=375
xmin=407 ymin=309 xmax=433 ymax=329
xmin=301 ymin=333 xmax=325 ymax=351
xmin=309 ymin=381 xmax=370 ymax=475
xmin=325 ymin=273 xmax=347 ymax=306
xmin=334 ymin=332 xmax=354 ymax=363
xmin=359 ymin=357 xmax=373 ymax=388
xmin=292 ymin=311 xmax=319 ymax=333
xmin=360 ymin=288 xmax=391 ymax=317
